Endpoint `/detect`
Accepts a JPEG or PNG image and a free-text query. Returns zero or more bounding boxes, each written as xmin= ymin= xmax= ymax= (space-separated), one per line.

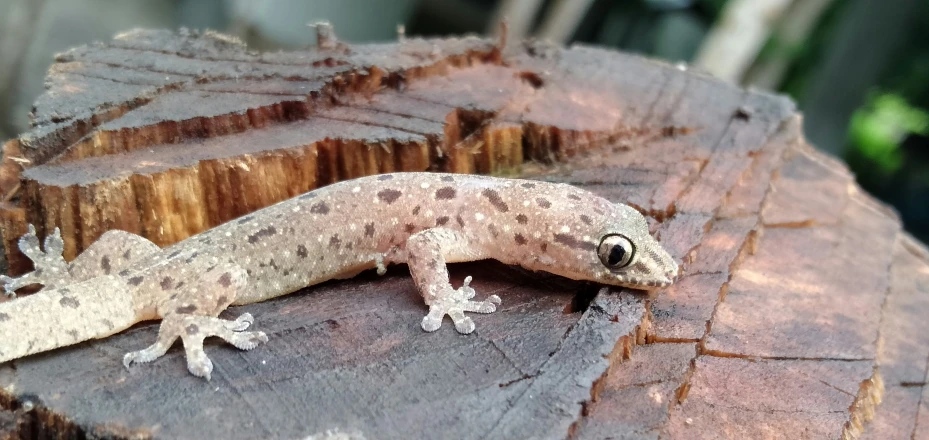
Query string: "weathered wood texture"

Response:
xmin=0 ymin=29 xmax=927 ymax=440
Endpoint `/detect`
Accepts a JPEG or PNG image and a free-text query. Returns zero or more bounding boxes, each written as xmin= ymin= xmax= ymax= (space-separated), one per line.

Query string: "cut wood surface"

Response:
xmin=0 ymin=28 xmax=927 ymax=440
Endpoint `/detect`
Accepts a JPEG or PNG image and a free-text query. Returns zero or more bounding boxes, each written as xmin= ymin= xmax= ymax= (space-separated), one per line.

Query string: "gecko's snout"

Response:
xmin=662 ymin=263 xmax=681 ymax=286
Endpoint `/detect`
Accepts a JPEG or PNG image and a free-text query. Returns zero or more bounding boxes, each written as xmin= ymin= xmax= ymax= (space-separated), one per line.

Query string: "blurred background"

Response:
xmin=1 ymin=0 xmax=926 ymax=242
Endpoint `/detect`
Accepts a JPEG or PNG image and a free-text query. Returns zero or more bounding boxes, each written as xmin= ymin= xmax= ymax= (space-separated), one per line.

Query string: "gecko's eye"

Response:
xmin=598 ymin=234 xmax=635 ymax=269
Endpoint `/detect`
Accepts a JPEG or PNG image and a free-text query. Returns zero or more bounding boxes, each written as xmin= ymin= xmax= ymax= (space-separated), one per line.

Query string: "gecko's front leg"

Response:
xmin=122 ymin=264 xmax=268 ymax=380
xmin=405 ymin=228 xmax=501 ymax=334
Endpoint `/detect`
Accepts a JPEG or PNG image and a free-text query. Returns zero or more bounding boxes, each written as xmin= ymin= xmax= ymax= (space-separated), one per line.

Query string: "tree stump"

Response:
xmin=0 ymin=28 xmax=927 ymax=440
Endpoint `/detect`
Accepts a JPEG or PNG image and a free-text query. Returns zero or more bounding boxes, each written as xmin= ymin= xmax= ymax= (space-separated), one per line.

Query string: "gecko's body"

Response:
xmin=0 ymin=173 xmax=677 ymax=379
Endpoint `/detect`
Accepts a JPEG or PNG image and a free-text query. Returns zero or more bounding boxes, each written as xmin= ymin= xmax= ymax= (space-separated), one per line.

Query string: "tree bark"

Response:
xmin=0 ymin=28 xmax=926 ymax=440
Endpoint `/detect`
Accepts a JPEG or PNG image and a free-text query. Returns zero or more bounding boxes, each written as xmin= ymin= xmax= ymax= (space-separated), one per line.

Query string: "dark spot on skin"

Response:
xmin=102 ymin=319 xmax=114 ymax=330
xmin=514 ymin=234 xmax=528 ymax=245
xmin=329 ymin=235 xmax=342 ymax=249
xmin=119 ymin=269 xmax=131 ymax=277
xmin=405 ymin=224 xmax=416 ymax=233
xmin=34 ymin=268 xmax=43 ymax=276
xmin=734 ymin=107 xmax=752 ymax=120
xmin=160 ymin=277 xmax=174 ymax=290
xmin=537 ymin=198 xmax=552 ymax=208
xmin=377 ymin=189 xmax=403 ymax=204
xmin=67 ymin=330 xmax=79 ymax=339
xmin=412 ymin=205 xmax=421 ymax=215
xmin=541 ymin=243 xmax=548 ymax=252
xmin=567 ymin=194 xmax=581 ymax=200
xmin=488 ymin=224 xmax=500 ymax=238
xmin=441 ymin=175 xmax=455 ymax=182
xmin=237 ymin=215 xmax=254 ymax=224
xmin=436 ymin=216 xmax=450 ymax=226
xmin=269 ymin=259 xmax=280 ymax=271
xmin=297 ymin=244 xmax=308 ymax=259
xmin=169 ymin=250 xmax=182 ymax=259
xmin=185 ymin=252 xmax=199 ymax=263
xmin=553 ymin=234 xmax=597 ymax=251
xmin=579 ymin=215 xmax=592 ymax=225
xmin=310 ymin=202 xmax=330 ymax=214
xmin=345 ymin=242 xmax=353 ymax=250
xmin=123 ymin=249 xmax=131 ymax=260
xmin=516 ymin=214 xmax=528 ymax=224
xmin=248 ymin=226 xmax=278 ymax=244
xmin=435 ymin=187 xmax=456 ymax=200
xmin=100 ymin=256 xmax=111 ymax=274
xmin=456 ymin=215 xmax=466 ymax=227
xmin=218 ymin=272 xmax=233 ymax=288
xmin=427 ymin=260 xmax=438 ymax=270
xmin=521 ymin=183 xmax=536 ymax=189
xmin=186 ymin=324 xmax=199 ymax=336
xmin=59 ymin=296 xmax=80 ymax=309
xmin=176 ymin=305 xmax=197 ymax=314
xmin=481 ymin=189 xmax=509 ymax=212
xmin=217 ymin=296 xmax=229 ymax=306
xmin=299 ymin=192 xmax=317 ymax=200
xmin=0 ymin=313 xmax=9 ymax=322
xmin=518 ymin=71 xmax=545 ymax=88
xmin=378 ymin=174 xmax=394 ymax=181
xmin=175 ymin=282 xmax=185 ymax=289
xmin=364 ymin=222 xmax=376 ymax=237
xmin=128 ymin=276 xmax=144 ymax=286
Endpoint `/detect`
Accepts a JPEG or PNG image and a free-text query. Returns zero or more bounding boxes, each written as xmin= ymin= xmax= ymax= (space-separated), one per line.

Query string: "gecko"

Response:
xmin=0 ymin=172 xmax=678 ymax=380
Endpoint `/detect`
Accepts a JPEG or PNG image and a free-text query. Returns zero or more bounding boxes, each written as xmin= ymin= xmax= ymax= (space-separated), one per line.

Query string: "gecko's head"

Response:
xmin=590 ymin=203 xmax=679 ymax=289
xmin=534 ymin=196 xmax=678 ymax=290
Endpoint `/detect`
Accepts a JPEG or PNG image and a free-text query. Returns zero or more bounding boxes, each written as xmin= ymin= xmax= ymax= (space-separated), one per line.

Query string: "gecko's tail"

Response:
xmin=0 ymin=284 xmax=139 ymax=364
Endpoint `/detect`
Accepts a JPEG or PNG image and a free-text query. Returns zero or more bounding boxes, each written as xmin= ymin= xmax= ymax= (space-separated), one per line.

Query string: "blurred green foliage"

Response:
xmin=848 ymin=92 xmax=928 ymax=175
xmin=845 ymin=1 xmax=929 ymax=241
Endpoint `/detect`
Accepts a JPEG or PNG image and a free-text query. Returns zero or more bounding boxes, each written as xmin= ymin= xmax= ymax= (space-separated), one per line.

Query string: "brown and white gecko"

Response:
xmin=0 ymin=173 xmax=677 ymax=380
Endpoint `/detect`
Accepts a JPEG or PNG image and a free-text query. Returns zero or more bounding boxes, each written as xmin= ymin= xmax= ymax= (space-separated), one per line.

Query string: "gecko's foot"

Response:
xmin=123 ymin=312 xmax=269 ymax=380
xmin=0 ymin=275 xmax=18 ymax=298
xmin=2 ymin=225 xmax=69 ymax=296
xmin=421 ymin=276 xmax=502 ymax=334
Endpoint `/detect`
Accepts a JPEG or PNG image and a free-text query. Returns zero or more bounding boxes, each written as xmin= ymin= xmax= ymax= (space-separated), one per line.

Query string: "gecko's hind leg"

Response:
xmin=122 ymin=265 xmax=268 ymax=380
xmin=1 ymin=225 xmax=68 ymax=296
xmin=67 ymin=229 xmax=161 ymax=280
xmin=1 ymin=227 xmax=161 ymax=297
xmin=406 ymin=228 xmax=502 ymax=334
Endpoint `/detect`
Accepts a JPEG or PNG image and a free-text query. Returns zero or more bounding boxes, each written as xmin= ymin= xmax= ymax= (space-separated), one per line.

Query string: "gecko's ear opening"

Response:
xmin=597 ymin=234 xmax=635 ymax=269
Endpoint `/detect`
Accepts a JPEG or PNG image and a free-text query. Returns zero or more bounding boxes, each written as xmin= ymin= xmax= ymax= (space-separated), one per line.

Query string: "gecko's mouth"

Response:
xmin=612 ymin=261 xmax=678 ymax=289
xmin=615 ymin=274 xmax=673 ymax=288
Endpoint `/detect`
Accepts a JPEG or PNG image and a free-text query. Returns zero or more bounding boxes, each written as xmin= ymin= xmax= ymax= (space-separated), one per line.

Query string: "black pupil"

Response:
xmin=608 ymin=244 xmax=626 ymax=266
